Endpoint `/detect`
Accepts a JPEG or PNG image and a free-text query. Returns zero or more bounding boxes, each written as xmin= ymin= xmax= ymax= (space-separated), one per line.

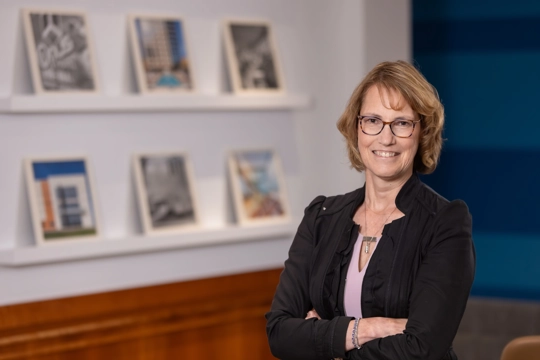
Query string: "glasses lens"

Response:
xmin=361 ymin=117 xmax=383 ymax=135
xmin=391 ymin=120 xmax=414 ymax=137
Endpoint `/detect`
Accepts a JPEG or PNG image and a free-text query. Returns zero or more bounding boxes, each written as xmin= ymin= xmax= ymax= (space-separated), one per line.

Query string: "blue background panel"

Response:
xmin=471 ymin=233 xmax=540 ymax=300
xmin=413 ymin=0 xmax=540 ymax=21
xmin=421 ymin=148 xmax=540 ymax=234
xmin=414 ymin=0 xmax=540 ymax=300
xmin=414 ymin=53 xmax=540 ymax=149
xmin=414 ymin=18 xmax=540 ymax=53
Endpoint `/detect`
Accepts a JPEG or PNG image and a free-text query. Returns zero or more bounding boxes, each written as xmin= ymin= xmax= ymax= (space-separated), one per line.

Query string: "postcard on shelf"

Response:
xmin=223 ymin=19 xmax=285 ymax=94
xmin=228 ymin=149 xmax=290 ymax=226
xmin=21 ymin=8 xmax=100 ymax=94
xmin=24 ymin=156 xmax=101 ymax=245
xmin=133 ymin=152 xmax=200 ymax=235
xmin=129 ymin=14 xmax=194 ymax=93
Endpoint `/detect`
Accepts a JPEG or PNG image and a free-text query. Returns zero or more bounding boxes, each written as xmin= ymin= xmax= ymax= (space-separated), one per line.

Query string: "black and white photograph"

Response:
xmin=223 ymin=19 xmax=285 ymax=94
xmin=133 ymin=152 xmax=199 ymax=235
xmin=22 ymin=8 xmax=99 ymax=94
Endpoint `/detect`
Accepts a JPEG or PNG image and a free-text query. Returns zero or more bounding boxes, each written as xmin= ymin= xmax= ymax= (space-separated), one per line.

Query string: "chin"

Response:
xmin=368 ymin=168 xmax=411 ymax=182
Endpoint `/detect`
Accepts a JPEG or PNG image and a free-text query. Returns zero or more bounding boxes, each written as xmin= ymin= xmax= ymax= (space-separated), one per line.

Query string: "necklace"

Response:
xmin=362 ymin=204 xmax=397 ymax=254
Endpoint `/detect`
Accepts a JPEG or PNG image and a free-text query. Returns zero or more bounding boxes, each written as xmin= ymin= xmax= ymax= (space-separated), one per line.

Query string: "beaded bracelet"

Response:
xmin=352 ymin=318 xmax=362 ymax=350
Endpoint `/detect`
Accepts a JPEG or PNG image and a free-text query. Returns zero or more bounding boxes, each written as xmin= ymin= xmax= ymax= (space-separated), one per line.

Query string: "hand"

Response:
xmin=305 ymin=308 xmax=321 ymax=320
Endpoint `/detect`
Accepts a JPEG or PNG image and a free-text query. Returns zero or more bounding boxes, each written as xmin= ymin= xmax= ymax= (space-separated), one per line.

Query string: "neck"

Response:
xmin=363 ymin=171 xmax=412 ymax=212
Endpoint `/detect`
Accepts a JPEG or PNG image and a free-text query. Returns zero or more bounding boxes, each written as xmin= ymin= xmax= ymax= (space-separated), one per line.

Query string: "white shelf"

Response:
xmin=0 ymin=222 xmax=296 ymax=267
xmin=0 ymin=93 xmax=311 ymax=113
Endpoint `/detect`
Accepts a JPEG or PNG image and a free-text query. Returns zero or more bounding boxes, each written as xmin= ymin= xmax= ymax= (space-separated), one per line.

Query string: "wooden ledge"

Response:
xmin=0 ymin=268 xmax=283 ymax=360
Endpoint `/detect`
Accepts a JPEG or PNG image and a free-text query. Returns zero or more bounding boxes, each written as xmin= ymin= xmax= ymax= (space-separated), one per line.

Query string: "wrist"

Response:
xmin=354 ymin=317 xmax=378 ymax=346
xmin=352 ymin=318 xmax=362 ymax=349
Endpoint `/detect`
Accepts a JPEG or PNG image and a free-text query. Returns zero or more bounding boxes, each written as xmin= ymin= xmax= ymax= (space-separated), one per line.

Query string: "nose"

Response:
xmin=378 ymin=124 xmax=396 ymax=146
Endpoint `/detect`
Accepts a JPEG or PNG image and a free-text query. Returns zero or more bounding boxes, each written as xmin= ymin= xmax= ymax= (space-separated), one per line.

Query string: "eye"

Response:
xmin=364 ymin=117 xmax=381 ymax=124
xmin=393 ymin=120 xmax=413 ymax=128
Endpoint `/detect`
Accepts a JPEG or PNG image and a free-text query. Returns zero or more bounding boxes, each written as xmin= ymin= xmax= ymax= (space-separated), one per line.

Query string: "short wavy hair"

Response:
xmin=336 ymin=60 xmax=444 ymax=174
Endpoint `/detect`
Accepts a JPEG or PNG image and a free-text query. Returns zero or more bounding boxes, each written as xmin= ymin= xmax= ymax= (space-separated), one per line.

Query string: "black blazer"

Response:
xmin=266 ymin=174 xmax=476 ymax=360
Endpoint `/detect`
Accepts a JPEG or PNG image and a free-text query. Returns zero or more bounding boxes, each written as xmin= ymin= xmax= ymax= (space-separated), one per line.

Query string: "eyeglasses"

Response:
xmin=357 ymin=116 xmax=420 ymax=138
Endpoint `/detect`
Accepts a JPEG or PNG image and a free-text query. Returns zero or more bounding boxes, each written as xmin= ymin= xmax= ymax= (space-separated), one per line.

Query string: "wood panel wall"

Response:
xmin=0 ymin=268 xmax=282 ymax=360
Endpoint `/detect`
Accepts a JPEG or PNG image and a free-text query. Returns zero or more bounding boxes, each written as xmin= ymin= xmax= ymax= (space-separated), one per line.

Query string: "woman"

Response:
xmin=265 ymin=61 xmax=475 ymax=360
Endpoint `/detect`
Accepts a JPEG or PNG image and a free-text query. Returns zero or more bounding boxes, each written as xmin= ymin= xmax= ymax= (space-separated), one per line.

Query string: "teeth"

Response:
xmin=374 ymin=151 xmax=397 ymax=157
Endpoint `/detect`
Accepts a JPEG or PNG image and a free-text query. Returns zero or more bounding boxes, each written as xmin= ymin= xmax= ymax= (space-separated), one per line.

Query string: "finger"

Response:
xmin=305 ymin=310 xmax=320 ymax=319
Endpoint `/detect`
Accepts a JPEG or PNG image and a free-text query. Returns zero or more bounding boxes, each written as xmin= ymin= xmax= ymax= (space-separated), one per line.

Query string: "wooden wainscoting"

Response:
xmin=0 ymin=268 xmax=283 ymax=360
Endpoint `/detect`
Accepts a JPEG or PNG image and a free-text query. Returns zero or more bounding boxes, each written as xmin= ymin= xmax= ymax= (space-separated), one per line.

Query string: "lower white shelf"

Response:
xmin=0 ymin=222 xmax=296 ymax=267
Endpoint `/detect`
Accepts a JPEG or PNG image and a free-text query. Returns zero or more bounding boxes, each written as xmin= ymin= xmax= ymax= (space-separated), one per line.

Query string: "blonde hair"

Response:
xmin=336 ymin=60 xmax=444 ymax=174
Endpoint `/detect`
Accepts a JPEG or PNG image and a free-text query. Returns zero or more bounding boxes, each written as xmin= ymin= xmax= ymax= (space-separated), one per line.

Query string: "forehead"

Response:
xmin=362 ymin=85 xmax=412 ymax=114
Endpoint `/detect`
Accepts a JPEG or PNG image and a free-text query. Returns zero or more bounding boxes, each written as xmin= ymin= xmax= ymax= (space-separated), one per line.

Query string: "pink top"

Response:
xmin=343 ymin=232 xmax=381 ymax=319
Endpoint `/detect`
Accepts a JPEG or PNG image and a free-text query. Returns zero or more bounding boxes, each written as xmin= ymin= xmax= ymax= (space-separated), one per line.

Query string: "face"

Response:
xmin=358 ymin=85 xmax=421 ymax=183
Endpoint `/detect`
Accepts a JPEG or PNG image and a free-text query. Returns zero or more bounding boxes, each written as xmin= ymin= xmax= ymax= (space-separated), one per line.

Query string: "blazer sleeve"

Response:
xmin=266 ymin=195 xmax=353 ymax=360
xmin=348 ymin=200 xmax=476 ymax=360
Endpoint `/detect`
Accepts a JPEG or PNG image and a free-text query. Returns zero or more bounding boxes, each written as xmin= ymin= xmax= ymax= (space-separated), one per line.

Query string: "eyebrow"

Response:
xmin=359 ymin=113 xmax=416 ymax=121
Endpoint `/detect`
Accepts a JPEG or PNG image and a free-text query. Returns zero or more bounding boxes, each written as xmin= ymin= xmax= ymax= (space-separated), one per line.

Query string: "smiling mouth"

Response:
xmin=373 ymin=150 xmax=399 ymax=158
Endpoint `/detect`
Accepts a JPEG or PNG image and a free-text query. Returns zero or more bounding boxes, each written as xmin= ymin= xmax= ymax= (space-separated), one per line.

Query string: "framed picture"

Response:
xmin=24 ymin=157 xmax=101 ymax=245
xmin=21 ymin=8 xmax=100 ymax=94
xmin=223 ymin=19 xmax=285 ymax=94
xmin=228 ymin=149 xmax=290 ymax=226
xmin=129 ymin=14 xmax=194 ymax=93
xmin=133 ymin=152 xmax=200 ymax=235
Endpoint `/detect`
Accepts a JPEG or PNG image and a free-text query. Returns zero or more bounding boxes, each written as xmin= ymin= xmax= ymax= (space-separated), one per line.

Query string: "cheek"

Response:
xmin=357 ymin=136 xmax=372 ymax=159
xmin=357 ymin=131 xmax=372 ymax=148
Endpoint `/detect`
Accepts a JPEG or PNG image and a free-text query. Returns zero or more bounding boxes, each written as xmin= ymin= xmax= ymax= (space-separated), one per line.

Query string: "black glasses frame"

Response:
xmin=357 ymin=115 xmax=421 ymax=138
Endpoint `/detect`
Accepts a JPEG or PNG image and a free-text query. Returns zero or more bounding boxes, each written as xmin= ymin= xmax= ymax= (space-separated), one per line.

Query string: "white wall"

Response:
xmin=364 ymin=0 xmax=411 ymax=70
xmin=0 ymin=0 xmax=410 ymax=306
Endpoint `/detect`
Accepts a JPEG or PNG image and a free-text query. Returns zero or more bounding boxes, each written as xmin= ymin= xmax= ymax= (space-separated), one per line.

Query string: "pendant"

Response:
xmin=362 ymin=236 xmax=377 ymax=254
